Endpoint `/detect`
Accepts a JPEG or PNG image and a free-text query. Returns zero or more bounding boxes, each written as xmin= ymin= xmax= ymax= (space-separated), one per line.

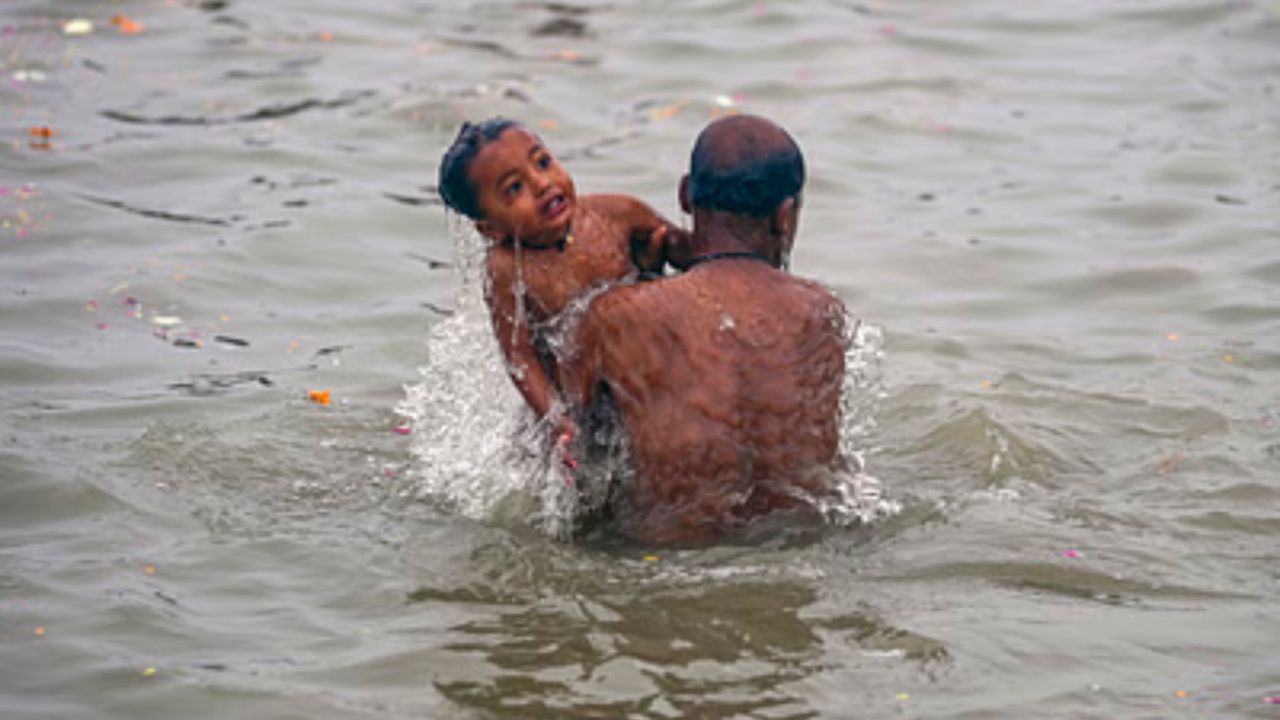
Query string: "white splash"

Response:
xmin=395 ymin=222 xmax=578 ymax=538
xmin=823 ymin=318 xmax=901 ymax=525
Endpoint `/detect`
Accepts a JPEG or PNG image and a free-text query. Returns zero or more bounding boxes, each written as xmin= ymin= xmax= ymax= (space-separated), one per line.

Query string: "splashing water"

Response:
xmin=397 ymin=221 xmax=897 ymax=539
xmin=396 ymin=220 xmax=577 ymax=538
xmin=823 ymin=318 xmax=901 ymax=525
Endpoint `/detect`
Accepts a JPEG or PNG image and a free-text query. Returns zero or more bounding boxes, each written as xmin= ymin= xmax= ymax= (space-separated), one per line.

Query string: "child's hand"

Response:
xmin=661 ymin=225 xmax=694 ymax=270
xmin=552 ymin=416 xmax=579 ymax=484
xmin=649 ymin=223 xmax=668 ymax=249
xmin=632 ymin=224 xmax=668 ymax=274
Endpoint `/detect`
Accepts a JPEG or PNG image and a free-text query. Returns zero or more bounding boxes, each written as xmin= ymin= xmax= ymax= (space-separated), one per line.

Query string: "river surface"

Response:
xmin=2 ymin=1 xmax=1279 ymax=718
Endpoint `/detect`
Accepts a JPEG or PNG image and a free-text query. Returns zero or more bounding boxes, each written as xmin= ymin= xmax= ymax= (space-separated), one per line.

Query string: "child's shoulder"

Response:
xmin=577 ymin=195 xmax=665 ymax=245
xmin=484 ymin=243 xmax=517 ymax=279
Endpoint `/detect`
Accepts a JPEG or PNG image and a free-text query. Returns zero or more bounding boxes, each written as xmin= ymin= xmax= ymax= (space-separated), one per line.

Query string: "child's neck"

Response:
xmin=506 ymin=223 xmax=574 ymax=252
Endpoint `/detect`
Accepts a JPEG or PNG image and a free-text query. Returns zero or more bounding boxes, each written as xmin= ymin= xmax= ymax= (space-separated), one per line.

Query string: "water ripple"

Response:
xmin=100 ymin=90 xmax=375 ymax=126
xmin=79 ymin=195 xmax=236 ymax=227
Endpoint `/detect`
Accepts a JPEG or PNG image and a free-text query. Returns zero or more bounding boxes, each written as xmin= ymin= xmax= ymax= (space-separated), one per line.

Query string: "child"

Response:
xmin=437 ymin=118 xmax=687 ymax=467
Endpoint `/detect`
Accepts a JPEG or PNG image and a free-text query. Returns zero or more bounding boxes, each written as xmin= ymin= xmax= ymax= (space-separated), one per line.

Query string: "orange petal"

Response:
xmin=651 ymin=103 xmax=684 ymax=121
xmin=112 ymin=15 xmax=145 ymax=34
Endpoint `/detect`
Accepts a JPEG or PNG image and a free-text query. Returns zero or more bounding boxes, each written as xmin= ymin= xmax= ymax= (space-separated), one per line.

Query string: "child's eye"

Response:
xmin=536 ymin=154 xmax=552 ymax=170
xmin=504 ymin=180 xmax=523 ymax=197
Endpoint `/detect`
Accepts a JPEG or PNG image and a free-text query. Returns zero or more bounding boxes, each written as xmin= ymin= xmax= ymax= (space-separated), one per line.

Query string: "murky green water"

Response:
xmin=2 ymin=1 xmax=1278 ymax=718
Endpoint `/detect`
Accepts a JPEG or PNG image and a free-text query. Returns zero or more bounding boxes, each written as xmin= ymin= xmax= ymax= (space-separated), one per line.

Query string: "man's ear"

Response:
xmin=678 ymin=175 xmax=692 ymax=214
xmin=475 ymin=219 xmax=505 ymax=243
xmin=772 ymin=196 xmax=798 ymax=239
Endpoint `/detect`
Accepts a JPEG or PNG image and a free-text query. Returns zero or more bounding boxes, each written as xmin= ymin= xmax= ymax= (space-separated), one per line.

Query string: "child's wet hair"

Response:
xmin=438 ymin=117 xmax=522 ymax=219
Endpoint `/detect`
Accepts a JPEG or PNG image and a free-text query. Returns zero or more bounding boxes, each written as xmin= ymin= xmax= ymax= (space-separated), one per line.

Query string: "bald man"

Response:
xmin=559 ymin=115 xmax=849 ymax=545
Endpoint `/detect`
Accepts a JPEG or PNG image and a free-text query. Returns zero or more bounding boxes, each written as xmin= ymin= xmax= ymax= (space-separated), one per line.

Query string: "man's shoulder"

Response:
xmin=584 ymin=267 xmax=845 ymax=329
xmin=690 ymin=263 xmax=842 ymax=304
xmin=579 ymin=275 xmax=693 ymax=335
xmin=791 ymin=273 xmax=845 ymax=309
xmin=586 ymin=276 xmax=667 ymax=316
xmin=715 ymin=267 xmax=848 ymax=332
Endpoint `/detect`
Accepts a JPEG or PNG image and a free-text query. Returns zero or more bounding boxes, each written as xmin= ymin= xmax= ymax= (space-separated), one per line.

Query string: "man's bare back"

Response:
xmin=567 ymin=258 xmax=847 ymax=545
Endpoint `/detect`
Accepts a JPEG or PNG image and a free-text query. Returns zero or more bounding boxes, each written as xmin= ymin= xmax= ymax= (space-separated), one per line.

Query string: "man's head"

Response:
xmin=679 ymin=114 xmax=805 ymax=263
xmin=683 ymin=114 xmax=804 ymax=215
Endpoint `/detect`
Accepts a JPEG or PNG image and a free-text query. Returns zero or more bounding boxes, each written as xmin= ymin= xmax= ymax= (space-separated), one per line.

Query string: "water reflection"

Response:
xmin=416 ymin=551 xmax=946 ymax=718
xmin=431 ymin=580 xmax=824 ymax=717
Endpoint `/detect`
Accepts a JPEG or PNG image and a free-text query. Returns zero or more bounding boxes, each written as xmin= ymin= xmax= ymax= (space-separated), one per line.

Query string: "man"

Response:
xmin=560 ymin=114 xmax=849 ymax=545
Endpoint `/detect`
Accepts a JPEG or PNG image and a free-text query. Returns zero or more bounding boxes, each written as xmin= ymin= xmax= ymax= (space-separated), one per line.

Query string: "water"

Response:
xmin=2 ymin=0 xmax=1278 ymax=717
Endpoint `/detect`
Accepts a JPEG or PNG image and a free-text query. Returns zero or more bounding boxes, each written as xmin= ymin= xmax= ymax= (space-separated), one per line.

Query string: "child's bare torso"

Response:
xmin=487 ymin=197 xmax=639 ymax=324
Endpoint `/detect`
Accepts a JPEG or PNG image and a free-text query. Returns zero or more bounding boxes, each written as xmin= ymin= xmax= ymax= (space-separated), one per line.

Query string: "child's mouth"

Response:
xmin=541 ymin=193 xmax=569 ymax=220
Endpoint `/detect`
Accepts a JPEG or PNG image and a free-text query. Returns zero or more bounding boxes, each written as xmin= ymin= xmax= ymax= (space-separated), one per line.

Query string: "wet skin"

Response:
xmin=562 ymin=258 xmax=848 ymax=546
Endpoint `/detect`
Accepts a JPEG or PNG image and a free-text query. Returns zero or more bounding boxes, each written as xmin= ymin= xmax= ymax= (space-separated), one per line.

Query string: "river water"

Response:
xmin=2 ymin=1 xmax=1278 ymax=718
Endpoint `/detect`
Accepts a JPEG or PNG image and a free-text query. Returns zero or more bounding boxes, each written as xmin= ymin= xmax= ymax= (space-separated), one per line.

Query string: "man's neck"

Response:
xmin=688 ymin=211 xmax=781 ymax=267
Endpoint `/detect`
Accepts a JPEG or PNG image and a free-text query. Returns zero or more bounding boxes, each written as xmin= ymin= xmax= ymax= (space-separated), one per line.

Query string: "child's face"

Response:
xmin=469 ymin=127 xmax=576 ymax=247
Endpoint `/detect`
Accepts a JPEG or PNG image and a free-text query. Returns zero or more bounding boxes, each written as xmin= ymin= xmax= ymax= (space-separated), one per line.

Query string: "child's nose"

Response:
xmin=531 ymin=170 xmax=554 ymax=194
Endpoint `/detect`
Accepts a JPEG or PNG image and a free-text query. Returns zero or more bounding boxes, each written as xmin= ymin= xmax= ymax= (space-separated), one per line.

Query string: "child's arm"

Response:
xmin=557 ymin=295 xmax=606 ymax=412
xmin=485 ymin=251 xmax=559 ymax=419
xmin=486 ymin=251 xmax=580 ymax=475
xmin=592 ymin=194 xmax=692 ymax=273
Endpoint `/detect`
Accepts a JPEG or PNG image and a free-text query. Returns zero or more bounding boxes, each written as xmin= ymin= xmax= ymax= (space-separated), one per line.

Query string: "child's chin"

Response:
xmin=518 ymin=233 xmax=562 ymax=249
